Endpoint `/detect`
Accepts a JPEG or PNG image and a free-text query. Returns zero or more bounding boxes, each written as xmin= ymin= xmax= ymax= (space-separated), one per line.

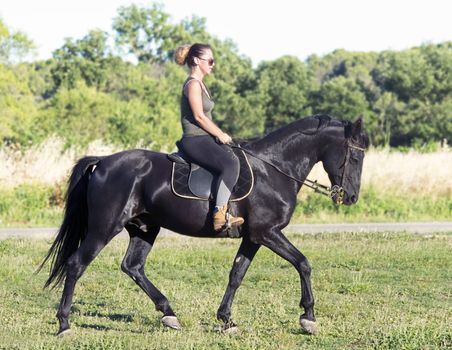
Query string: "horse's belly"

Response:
xmin=148 ymin=198 xmax=216 ymax=237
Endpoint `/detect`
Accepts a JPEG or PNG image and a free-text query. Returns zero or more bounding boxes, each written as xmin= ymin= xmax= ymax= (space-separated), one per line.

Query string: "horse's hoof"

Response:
xmin=222 ymin=325 xmax=239 ymax=334
xmin=222 ymin=321 xmax=239 ymax=334
xmin=300 ymin=317 xmax=318 ymax=335
xmin=161 ymin=316 xmax=182 ymax=330
xmin=57 ymin=328 xmax=73 ymax=337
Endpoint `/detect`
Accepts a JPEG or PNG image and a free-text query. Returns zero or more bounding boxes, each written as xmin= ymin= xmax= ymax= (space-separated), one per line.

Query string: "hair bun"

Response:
xmin=174 ymin=45 xmax=191 ymax=65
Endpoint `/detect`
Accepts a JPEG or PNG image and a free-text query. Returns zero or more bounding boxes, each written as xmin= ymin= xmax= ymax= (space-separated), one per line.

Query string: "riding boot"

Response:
xmin=213 ymin=205 xmax=244 ymax=231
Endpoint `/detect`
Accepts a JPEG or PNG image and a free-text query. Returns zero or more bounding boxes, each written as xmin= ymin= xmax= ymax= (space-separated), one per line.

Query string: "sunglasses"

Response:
xmin=198 ymin=57 xmax=215 ymax=66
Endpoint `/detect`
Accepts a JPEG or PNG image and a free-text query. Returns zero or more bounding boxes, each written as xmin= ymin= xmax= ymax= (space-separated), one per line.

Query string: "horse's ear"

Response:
xmin=352 ymin=116 xmax=363 ymax=136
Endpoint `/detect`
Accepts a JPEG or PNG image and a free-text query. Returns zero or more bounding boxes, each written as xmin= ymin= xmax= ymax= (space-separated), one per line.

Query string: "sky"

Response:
xmin=1 ymin=0 xmax=451 ymax=65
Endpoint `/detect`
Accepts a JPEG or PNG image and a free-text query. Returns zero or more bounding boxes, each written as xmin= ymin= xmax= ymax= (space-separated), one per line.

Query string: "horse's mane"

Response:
xmin=238 ymin=114 xmax=348 ymax=147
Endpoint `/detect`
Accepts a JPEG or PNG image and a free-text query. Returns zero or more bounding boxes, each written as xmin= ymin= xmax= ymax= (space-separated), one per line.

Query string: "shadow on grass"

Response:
xmin=77 ymin=321 xmax=162 ymax=335
xmin=289 ymin=327 xmax=313 ymax=336
xmin=75 ymin=300 xmax=107 ymax=307
xmin=78 ymin=323 xmax=113 ymax=331
xmin=70 ymin=300 xmax=140 ymax=324
xmin=82 ymin=309 xmax=135 ymax=323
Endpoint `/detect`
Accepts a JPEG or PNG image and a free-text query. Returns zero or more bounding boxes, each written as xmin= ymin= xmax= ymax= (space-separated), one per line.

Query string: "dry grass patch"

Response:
xmin=0 ymin=137 xmax=120 ymax=187
xmin=305 ymin=149 xmax=452 ymax=196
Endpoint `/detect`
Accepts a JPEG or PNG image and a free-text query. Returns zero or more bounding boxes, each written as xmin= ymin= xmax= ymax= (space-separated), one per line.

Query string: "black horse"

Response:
xmin=40 ymin=115 xmax=368 ymax=336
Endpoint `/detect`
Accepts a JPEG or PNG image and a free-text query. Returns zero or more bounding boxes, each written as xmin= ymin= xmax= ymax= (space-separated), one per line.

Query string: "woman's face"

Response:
xmin=197 ymin=49 xmax=215 ymax=75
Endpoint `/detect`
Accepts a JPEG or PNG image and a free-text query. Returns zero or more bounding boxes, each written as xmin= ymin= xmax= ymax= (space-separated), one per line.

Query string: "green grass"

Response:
xmin=0 ymin=184 xmax=451 ymax=227
xmin=0 ymin=183 xmax=64 ymax=227
xmin=294 ymin=187 xmax=452 ymax=223
xmin=0 ymin=232 xmax=451 ymax=349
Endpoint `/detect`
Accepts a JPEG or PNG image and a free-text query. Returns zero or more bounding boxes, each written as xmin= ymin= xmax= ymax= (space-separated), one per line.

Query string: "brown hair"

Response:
xmin=174 ymin=43 xmax=212 ymax=67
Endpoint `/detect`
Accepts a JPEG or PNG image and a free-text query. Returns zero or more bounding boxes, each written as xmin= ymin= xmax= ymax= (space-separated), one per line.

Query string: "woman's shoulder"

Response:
xmin=188 ymin=78 xmax=212 ymax=100
xmin=186 ymin=77 xmax=214 ymax=100
xmin=183 ymin=77 xmax=202 ymax=95
xmin=184 ymin=76 xmax=200 ymax=86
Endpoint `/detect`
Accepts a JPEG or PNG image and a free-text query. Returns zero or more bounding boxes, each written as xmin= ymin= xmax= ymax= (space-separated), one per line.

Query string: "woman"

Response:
xmin=174 ymin=43 xmax=244 ymax=231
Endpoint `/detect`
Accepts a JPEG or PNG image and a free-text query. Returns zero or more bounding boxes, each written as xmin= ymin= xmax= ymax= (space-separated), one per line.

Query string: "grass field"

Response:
xmin=0 ymin=232 xmax=450 ymax=349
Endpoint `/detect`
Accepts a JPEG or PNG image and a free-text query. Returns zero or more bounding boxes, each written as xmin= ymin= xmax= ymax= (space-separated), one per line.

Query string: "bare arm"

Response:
xmin=186 ymin=81 xmax=231 ymax=144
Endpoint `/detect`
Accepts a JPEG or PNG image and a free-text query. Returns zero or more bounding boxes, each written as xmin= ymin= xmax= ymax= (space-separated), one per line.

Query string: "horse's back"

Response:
xmin=91 ymin=149 xmax=170 ymax=178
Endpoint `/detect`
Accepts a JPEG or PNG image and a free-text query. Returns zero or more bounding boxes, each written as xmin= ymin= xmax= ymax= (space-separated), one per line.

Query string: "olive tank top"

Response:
xmin=180 ymin=77 xmax=215 ymax=137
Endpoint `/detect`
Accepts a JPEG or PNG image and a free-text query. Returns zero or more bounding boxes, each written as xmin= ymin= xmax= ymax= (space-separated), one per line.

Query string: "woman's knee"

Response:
xmin=218 ymin=157 xmax=239 ymax=188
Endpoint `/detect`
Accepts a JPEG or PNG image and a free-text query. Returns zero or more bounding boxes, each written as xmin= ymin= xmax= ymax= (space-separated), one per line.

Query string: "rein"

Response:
xmin=230 ymin=144 xmax=335 ymax=198
xmin=231 ymin=140 xmax=365 ymax=203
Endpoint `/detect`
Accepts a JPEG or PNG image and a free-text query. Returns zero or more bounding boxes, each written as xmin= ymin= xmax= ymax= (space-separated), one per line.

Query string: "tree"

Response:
xmin=312 ymin=76 xmax=370 ymax=120
xmin=251 ymin=56 xmax=314 ymax=131
xmin=113 ymin=3 xmax=179 ymax=63
xmin=372 ymin=92 xmax=405 ymax=146
xmin=419 ymin=42 xmax=452 ymax=102
xmin=51 ymin=30 xmax=118 ymax=90
xmin=104 ymin=61 xmax=184 ymax=150
xmin=373 ymin=49 xmax=436 ymax=103
xmin=0 ymin=18 xmax=35 ymax=64
xmin=391 ymin=98 xmax=452 ymax=146
xmin=0 ymin=64 xmax=38 ymax=145
xmin=40 ymin=81 xmax=119 ymax=147
xmin=429 ymin=97 xmax=452 ymax=144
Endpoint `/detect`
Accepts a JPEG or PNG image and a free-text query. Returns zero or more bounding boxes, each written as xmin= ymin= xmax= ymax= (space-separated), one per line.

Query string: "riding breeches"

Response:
xmin=179 ymin=135 xmax=240 ymax=207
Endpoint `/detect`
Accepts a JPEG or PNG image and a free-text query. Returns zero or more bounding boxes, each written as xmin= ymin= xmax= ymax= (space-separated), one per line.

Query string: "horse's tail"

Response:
xmin=38 ymin=156 xmax=102 ymax=289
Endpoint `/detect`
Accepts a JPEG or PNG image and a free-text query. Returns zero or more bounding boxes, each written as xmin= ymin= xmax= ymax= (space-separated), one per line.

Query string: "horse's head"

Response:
xmin=320 ymin=118 xmax=369 ymax=205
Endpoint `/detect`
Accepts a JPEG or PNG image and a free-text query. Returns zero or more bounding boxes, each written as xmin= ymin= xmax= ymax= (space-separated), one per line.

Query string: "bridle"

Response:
xmin=324 ymin=140 xmax=366 ymax=204
xmin=231 ymin=139 xmax=366 ymax=204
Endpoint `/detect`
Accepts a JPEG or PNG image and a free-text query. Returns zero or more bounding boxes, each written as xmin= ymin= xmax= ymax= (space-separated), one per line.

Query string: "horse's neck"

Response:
xmin=248 ymin=131 xmax=320 ymax=183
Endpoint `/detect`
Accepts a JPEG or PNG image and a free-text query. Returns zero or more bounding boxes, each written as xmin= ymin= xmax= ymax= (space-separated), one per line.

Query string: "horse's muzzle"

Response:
xmin=341 ymin=192 xmax=359 ymax=205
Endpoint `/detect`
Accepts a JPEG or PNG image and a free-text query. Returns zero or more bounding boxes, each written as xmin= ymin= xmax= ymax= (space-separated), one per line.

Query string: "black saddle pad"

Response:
xmin=169 ymin=148 xmax=254 ymax=201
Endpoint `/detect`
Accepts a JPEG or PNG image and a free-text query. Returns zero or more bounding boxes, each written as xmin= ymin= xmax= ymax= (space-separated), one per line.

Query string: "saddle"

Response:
xmin=167 ymin=142 xmax=254 ymax=201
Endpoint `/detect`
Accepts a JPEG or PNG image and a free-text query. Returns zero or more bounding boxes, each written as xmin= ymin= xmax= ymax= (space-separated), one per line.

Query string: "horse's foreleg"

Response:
xmin=56 ymin=234 xmax=110 ymax=336
xmin=260 ymin=229 xmax=317 ymax=335
xmin=217 ymin=237 xmax=260 ymax=331
xmin=122 ymin=224 xmax=180 ymax=329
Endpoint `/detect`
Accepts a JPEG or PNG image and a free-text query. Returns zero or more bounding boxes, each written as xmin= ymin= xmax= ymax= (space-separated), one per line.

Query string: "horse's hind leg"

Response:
xmin=121 ymin=224 xmax=180 ymax=330
xmin=217 ymin=237 xmax=260 ymax=332
xmin=56 ymin=232 xmax=113 ymax=336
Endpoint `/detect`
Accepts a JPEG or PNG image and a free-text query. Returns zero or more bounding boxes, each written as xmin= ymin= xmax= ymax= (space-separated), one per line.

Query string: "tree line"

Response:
xmin=0 ymin=3 xmax=451 ymax=152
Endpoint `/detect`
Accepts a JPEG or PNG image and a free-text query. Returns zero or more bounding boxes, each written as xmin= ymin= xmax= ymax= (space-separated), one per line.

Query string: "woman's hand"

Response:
xmin=217 ymin=132 xmax=232 ymax=144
